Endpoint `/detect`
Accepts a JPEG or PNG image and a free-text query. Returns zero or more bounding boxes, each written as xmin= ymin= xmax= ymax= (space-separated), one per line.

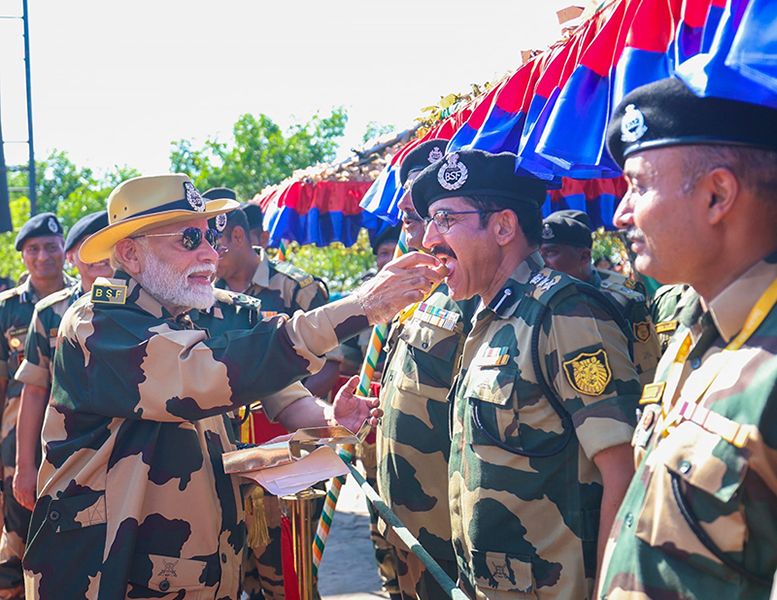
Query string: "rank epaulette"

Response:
xmin=35 ymin=286 xmax=76 ymax=312
xmin=272 ymin=260 xmax=315 ymax=288
xmin=0 ymin=287 xmax=19 ymax=303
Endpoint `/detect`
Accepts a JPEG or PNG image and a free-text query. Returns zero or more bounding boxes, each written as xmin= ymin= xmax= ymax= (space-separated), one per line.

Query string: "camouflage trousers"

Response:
xmin=0 ymin=399 xmax=27 ymax=600
xmin=243 ymin=492 xmax=284 ymax=600
xmin=394 ymin=547 xmax=458 ymax=600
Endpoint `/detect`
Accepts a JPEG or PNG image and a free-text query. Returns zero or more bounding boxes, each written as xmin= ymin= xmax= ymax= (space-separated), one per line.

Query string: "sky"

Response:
xmin=0 ymin=0 xmax=570 ymax=182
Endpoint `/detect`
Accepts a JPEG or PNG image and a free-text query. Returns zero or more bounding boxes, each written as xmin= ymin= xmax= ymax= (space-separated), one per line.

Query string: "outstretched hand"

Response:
xmin=355 ymin=252 xmax=446 ymax=325
xmin=328 ymin=375 xmax=382 ymax=433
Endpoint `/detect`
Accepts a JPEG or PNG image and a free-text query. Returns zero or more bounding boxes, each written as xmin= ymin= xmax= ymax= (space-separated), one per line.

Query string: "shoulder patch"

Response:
xmin=35 ymin=286 xmax=76 ymax=312
xmin=526 ymin=268 xmax=578 ymax=310
xmin=91 ymin=283 xmax=127 ymax=305
xmin=633 ymin=321 xmax=652 ymax=343
xmin=563 ymin=349 xmax=612 ymax=396
xmin=272 ymin=260 xmax=315 ymax=287
xmin=0 ymin=287 xmax=19 ymax=302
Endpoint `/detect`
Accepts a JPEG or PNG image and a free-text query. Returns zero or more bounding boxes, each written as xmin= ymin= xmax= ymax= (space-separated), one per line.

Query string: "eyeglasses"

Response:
xmin=424 ymin=210 xmax=500 ymax=234
xmin=131 ymin=227 xmax=223 ymax=254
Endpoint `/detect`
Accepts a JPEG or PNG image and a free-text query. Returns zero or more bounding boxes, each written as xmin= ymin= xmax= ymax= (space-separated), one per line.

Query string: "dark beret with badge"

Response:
xmin=540 ymin=210 xmax=593 ymax=248
xmin=239 ymin=202 xmax=264 ymax=232
xmin=15 ymin=212 xmax=64 ymax=251
xmin=371 ymin=224 xmax=401 ymax=255
xmin=65 ymin=210 xmax=109 ymax=252
xmin=410 ymin=149 xmax=548 ymax=219
xmin=607 ymin=76 xmax=777 ymax=168
xmin=399 ymin=139 xmax=447 ymax=185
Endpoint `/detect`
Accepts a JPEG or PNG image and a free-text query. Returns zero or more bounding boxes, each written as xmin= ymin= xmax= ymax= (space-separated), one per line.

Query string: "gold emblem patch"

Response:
xmin=633 ymin=321 xmax=652 ymax=343
xmin=563 ymin=349 xmax=612 ymax=396
xmin=92 ymin=284 xmax=127 ymax=305
xmin=655 ymin=320 xmax=678 ymax=334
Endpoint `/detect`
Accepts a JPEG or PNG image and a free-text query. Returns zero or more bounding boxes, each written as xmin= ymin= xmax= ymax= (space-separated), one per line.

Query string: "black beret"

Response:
xmin=65 ymin=210 xmax=109 ymax=252
xmin=399 ymin=139 xmax=447 ymax=185
xmin=607 ymin=77 xmax=777 ymax=168
xmin=371 ymin=224 xmax=401 ymax=255
xmin=239 ymin=202 xmax=264 ymax=230
xmin=203 ymin=187 xmax=237 ymax=201
xmin=410 ymin=149 xmax=548 ymax=219
xmin=15 ymin=212 xmax=64 ymax=251
xmin=540 ymin=209 xmax=592 ymax=248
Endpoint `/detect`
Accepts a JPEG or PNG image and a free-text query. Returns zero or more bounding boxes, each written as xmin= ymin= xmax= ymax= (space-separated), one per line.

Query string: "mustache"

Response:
xmin=402 ymin=210 xmax=423 ymax=224
xmin=626 ymin=227 xmax=645 ymax=243
xmin=431 ymin=245 xmax=457 ymax=261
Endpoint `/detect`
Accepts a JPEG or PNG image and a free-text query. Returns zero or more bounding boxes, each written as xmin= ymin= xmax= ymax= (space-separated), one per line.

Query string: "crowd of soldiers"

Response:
xmin=0 ymin=74 xmax=771 ymax=600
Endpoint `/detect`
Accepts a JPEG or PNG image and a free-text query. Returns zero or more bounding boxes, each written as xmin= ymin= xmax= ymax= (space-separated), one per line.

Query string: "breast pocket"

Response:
xmin=394 ymin=319 xmax=461 ymax=403
xmin=461 ymin=364 xmax=519 ymax=448
xmin=636 ymin=420 xmax=750 ymax=584
xmin=127 ymin=554 xmax=208 ymax=598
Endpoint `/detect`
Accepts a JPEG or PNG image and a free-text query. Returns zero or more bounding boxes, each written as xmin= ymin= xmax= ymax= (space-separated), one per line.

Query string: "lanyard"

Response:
xmin=660 ymin=277 xmax=777 ymax=444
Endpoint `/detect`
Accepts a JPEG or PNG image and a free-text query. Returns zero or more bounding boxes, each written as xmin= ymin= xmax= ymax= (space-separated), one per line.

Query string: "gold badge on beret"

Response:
xmin=563 ymin=349 xmax=612 ymax=396
xmin=633 ymin=321 xmax=652 ymax=343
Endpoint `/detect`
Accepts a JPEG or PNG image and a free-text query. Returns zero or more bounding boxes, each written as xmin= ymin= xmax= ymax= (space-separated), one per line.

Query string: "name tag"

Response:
xmin=640 ymin=382 xmax=666 ymax=405
xmin=92 ymin=284 xmax=127 ymax=305
xmin=656 ymin=321 xmax=678 ymax=334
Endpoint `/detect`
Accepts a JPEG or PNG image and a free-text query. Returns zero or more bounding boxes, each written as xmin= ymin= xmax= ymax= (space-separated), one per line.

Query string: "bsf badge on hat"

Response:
xmin=215 ymin=213 xmax=228 ymax=232
xmin=428 ymin=146 xmax=444 ymax=163
xmin=620 ymin=104 xmax=648 ymax=143
xmin=437 ymin=153 xmax=468 ymax=191
xmin=185 ymin=182 xmax=206 ymax=212
xmin=47 ymin=216 xmax=59 ymax=233
xmin=541 ymin=223 xmax=554 ymax=240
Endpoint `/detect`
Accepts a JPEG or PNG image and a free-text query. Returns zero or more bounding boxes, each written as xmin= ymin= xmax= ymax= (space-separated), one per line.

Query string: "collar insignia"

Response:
xmin=215 ymin=213 xmax=228 ymax=232
xmin=47 ymin=217 xmax=59 ymax=233
xmin=541 ymin=223 xmax=554 ymax=239
xmin=184 ymin=182 xmax=206 ymax=212
xmin=428 ymin=146 xmax=443 ymax=163
xmin=621 ymin=104 xmax=648 ymax=143
xmin=437 ymin=153 xmax=468 ymax=191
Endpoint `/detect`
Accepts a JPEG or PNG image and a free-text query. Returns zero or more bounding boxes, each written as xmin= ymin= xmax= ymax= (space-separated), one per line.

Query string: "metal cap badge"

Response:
xmin=437 ymin=153 xmax=468 ymax=191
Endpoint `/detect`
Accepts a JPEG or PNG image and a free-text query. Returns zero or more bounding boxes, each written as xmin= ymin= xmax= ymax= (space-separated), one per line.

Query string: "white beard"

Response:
xmin=137 ymin=241 xmax=215 ymax=311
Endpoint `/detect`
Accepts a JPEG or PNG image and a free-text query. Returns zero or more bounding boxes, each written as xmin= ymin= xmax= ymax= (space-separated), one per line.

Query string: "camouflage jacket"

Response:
xmin=650 ymin=284 xmax=698 ymax=354
xmin=591 ymin=269 xmax=661 ymax=386
xmin=16 ymin=284 xmax=83 ymax=389
xmin=377 ymin=284 xmax=478 ymax=561
xmin=449 ymin=252 xmax=641 ymax=600
xmin=22 ymin=271 xmax=368 ymax=599
xmin=598 ymin=251 xmax=777 ymax=600
xmin=215 ymin=248 xmax=329 ymax=317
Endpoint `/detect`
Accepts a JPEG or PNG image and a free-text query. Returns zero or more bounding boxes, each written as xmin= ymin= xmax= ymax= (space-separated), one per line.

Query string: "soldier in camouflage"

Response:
xmin=596 ymin=77 xmax=777 ymax=599
xmin=539 ymin=209 xmax=661 ymax=386
xmin=0 ymin=212 xmax=73 ymax=599
xmin=376 ymin=139 xmax=478 ymax=600
xmin=411 ymin=149 xmax=642 ymax=599
xmin=649 ymin=283 xmax=694 ymax=354
xmin=14 ymin=210 xmax=112 ymax=513
xmin=22 ymin=174 xmax=442 ymax=599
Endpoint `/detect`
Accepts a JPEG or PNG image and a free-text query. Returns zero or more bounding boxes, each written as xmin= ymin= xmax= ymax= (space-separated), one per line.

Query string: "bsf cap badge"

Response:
xmin=47 ymin=217 xmax=59 ymax=233
xmin=185 ymin=182 xmax=206 ymax=212
xmin=541 ymin=223 xmax=554 ymax=240
xmin=437 ymin=153 xmax=468 ymax=191
xmin=215 ymin=213 xmax=228 ymax=233
xmin=428 ymin=146 xmax=443 ymax=163
xmin=620 ymin=104 xmax=648 ymax=143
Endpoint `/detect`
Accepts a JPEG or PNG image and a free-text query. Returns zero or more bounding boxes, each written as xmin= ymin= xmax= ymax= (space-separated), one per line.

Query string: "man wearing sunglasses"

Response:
xmin=411 ymin=149 xmax=641 ymax=599
xmin=0 ymin=212 xmax=74 ymax=600
xmin=21 ymin=174 xmax=443 ymax=599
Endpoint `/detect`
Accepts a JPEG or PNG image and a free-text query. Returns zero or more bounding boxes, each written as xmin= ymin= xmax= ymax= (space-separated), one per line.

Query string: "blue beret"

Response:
xmin=607 ymin=77 xmax=777 ymax=168
xmin=410 ymin=149 xmax=547 ymax=219
xmin=65 ymin=210 xmax=109 ymax=252
xmin=399 ymin=139 xmax=447 ymax=185
xmin=15 ymin=212 xmax=64 ymax=251
xmin=541 ymin=210 xmax=592 ymax=248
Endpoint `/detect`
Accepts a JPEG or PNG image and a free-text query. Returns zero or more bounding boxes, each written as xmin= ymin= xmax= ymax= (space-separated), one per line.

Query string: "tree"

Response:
xmin=170 ymin=108 xmax=348 ymax=199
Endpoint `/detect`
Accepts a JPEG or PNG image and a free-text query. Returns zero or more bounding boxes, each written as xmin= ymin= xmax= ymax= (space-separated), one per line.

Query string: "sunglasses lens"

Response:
xmin=205 ymin=229 xmax=220 ymax=250
xmin=180 ymin=227 xmax=203 ymax=250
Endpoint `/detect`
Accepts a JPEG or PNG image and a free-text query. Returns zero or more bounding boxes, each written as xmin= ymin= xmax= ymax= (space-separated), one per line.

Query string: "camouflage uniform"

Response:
xmin=22 ymin=271 xmax=369 ymax=599
xmin=377 ymin=284 xmax=478 ymax=598
xmin=449 ymin=252 xmax=641 ymax=600
xmin=591 ymin=269 xmax=661 ymax=386
xmin=650 ymin=284 xmax=695 ymax=354
xmin=215 ymin=247 xmax=329 ymax=316
xmin=597 ymin=251 xmax=777 ymax=599
xmin=0 ymin=274 xmax=72 ymax=598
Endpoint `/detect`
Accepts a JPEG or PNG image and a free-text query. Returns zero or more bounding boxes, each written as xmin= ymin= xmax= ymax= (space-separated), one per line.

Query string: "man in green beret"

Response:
xmin=411 ymin=149 xmax=641 ymax=599
xmin=597 ymin=77 xmax=777 ymax=599
xmin=21 ymin=174 xmax=442 ymax=599
xmin=0 ymin=212 xmax=73 ymax=599
xmin=539 ymin=209 xmax=661 ymax=386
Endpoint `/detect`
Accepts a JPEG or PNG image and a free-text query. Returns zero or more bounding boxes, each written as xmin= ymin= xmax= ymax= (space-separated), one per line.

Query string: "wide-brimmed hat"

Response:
xmin=79 ymin=174 xmax=238 ymax=263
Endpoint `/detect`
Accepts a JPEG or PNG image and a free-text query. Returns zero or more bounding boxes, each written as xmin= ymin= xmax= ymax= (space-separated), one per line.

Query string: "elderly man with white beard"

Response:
xmin=21 ymin=174 xmax=444 ymax=600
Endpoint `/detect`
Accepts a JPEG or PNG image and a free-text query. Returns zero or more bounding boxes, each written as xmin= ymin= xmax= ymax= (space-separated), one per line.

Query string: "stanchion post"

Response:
xmin=281 ymin=488 xmax=327 ymax=600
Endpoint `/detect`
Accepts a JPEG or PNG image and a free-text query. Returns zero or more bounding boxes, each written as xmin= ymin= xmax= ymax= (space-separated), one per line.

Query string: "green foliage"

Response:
xmin=592 ymin=228 xmax=628 ymax=265
xmin=268 ymin=229 xmax=376 ymax=293
xmin=362 ymin=121 xmax=395 ymax=144
xmin=169 ymin=108 xmax=348 ymax=200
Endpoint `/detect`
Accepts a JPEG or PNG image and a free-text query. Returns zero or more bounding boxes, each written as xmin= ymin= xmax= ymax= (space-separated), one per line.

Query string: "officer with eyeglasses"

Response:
xmin=21 ymin=174 xmax=443 ymax=599
xmin=410 ymin=149 xmax=641 ymax=599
